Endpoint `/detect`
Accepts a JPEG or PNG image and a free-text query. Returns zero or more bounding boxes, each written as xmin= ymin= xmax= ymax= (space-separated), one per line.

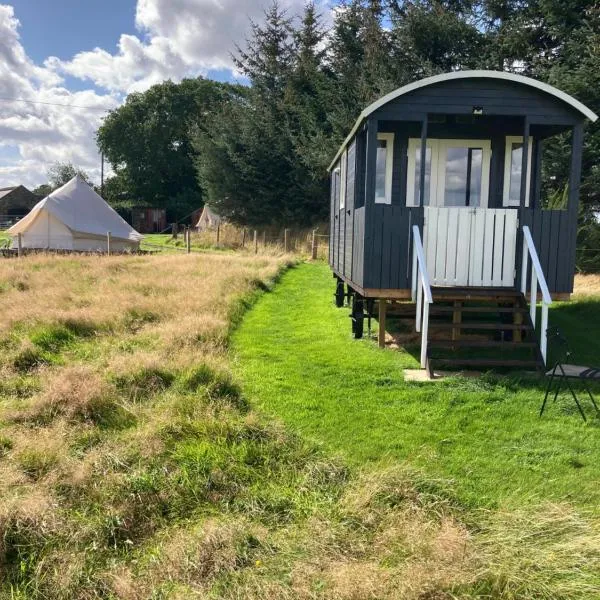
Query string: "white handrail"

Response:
xmin=521 ymin=226 xmax=552 ymax=364
xmin=411 ymin=225 xmax=433 ymax=368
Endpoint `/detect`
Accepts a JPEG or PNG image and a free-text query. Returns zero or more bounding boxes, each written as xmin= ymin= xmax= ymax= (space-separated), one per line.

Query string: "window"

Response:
xmin=407 ymin=139 xmax=435 ymax=207
xmin=339 ymin=150 xmax=347 ymax=210
xmin=375 ymin=133 xmax=394 ymax=204
xmin=503 ymin=136 xmax=533 ymax=207
xmin=443 ymin=146 xmax=483 ymax=207
xmin=332 ymin=166 xmax=341 ymax=210
xmin=406 ymin=138 xmax=491 ymax=208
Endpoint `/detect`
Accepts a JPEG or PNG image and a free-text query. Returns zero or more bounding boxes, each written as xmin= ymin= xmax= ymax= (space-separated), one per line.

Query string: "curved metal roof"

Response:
xmin=329 ymin=70 xmax=598 ymax=171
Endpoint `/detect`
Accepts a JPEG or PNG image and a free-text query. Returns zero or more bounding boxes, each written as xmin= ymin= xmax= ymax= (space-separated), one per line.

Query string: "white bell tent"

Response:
xmin=8 ymin=175 xmax=143 ymax=251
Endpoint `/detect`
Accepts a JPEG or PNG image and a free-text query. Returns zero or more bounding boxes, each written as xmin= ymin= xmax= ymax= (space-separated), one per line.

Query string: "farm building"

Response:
xmin=0 ymin=185 xmax=40 ymax=227
xmin=194 ymin=205 xmax=222 ymax=231
xmin=328 ymin=70 xmax=598 ymax=373
xmin=8 ymin=175 xmax=143 ymax=252
xmin=132 ymin=208 xmax=167 ymax=233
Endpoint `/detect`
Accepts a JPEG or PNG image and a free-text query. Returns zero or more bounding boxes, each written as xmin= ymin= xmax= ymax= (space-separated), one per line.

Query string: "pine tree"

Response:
xmin=234 ymin=1 xmax=294 ymax=97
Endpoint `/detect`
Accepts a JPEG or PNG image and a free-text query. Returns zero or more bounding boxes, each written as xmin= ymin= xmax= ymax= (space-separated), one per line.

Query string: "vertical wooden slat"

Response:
xmin=380 ymin=206 xmax=393 ymax=288
xmin=482 ymin=211 xmax=495 ymax=285
xmin=556 ymin=211 xmax=571 ymax=292
xmin=502 ymin=210 xmax=518 ymax=286
xmin=541 ymin=211 xmax=552 ymax=282
xmin=436 ymin=209 xmax=449 ymax=284
xmin=455 ymin=210 xmax=471 ymax=286
xmin=492 ymin=210 xmax=505 ymax=285
xmin=445 ymin=209 xmax=459 ymax=285
xmin=470 ymin=210 xmax=486 ymax=286
xmin=550 ymin=211 xmax=560 ymax=293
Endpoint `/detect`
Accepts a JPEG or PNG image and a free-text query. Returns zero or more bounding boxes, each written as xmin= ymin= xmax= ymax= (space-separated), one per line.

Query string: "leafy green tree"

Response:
xmin=47 ymin=162 xmax=91 ymax=189
xmin=97 ymin=78 xmax=235 ymax=221
xmin=32 ymin=183 xmax=52 ymax=198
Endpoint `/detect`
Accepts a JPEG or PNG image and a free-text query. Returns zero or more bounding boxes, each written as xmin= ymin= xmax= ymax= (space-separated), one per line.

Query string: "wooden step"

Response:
xmin=431 ymin=358 xmax=541 ymax=369
xmin=432 ymin=287 xmax=522 ymax=296
xmin=429 ymin=340 xmax=537 ymax=349
xmin=429 ymin=306 xmax=528 ymax=314
xmin=432 ymin=322 xmax=532 ymax=331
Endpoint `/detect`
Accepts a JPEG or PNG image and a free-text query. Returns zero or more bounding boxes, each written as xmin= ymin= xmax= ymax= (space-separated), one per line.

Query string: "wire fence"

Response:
xmin=153 ymin=223 xmax=330 ymax=259
xmin=576 ymin=249 xmax=600 ymax=274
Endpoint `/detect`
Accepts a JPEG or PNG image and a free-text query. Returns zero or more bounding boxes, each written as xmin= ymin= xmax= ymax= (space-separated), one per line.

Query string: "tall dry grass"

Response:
xmin=574 ymin=274 xmax=600 ymax=296
xmin=190 ymin=223 xmax=330 ymax=259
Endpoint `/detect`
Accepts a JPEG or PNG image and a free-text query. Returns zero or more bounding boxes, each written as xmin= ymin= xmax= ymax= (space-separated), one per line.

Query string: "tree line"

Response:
xmin=46 ymin=1 xmax=600 ymax=244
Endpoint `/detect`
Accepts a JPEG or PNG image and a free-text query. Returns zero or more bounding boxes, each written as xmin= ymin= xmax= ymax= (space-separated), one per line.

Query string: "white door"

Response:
xmin=424 ymin=207 xmax=518 ymax=287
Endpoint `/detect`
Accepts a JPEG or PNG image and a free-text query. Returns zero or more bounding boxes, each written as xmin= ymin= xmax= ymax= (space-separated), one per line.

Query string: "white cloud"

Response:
xmin=0 ymin=5 xmax=119 ymax=188
xmin=50 ymin=0 xmax=333 ymax=94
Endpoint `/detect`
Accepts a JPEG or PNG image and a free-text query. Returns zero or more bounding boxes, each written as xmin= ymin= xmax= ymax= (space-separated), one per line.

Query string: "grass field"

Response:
xmin=0 ymin=251 xmax=340 ymax=599
xmin=234 ymin=262 xmax=600 ymax=598
xmin=2 ymin=252 xmax=600 ymax=599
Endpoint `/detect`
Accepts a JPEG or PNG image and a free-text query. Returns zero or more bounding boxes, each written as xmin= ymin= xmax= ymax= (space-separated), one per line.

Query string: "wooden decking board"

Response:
xmin=432 ymin=322 xmax=532 ymax=331
xmin=429 ymin=340 xmax=537 ymax=348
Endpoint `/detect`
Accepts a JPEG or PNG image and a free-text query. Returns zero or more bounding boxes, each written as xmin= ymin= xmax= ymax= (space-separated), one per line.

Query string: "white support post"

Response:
xmin=411 ymin=243 xmax=418 ymax=302
xmin=540 ymin=303 xmax=549 ymax=364
xmin=530 ymin=269 xmax=537 ymax=327
xmin=411 ymin=225 xmax=433 ymax=370
xmin=521 ymin=247 xmax=528 ymax=294
xmin=420 ymin=302 xmax=429 ymax=368
xmin=107 ymin=231 xmax=111 ymax=256
xmin=416 ymin=273 xmax=423 ymax=333
xmin=522 ymin=226 xmax=553 ymax=367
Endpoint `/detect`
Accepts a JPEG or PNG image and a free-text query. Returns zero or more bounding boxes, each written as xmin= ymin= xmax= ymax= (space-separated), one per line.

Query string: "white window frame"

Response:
xmin=406 ymin=138 xmax=438 ymax=207
xmin=406 ymin=138 xmax=491 ymax=208
xmin=332 ymin=166 xmax=341 ymax=210
xmin=339 ymin=151 xmax=347 ymax=210
xmin=375 ymin=133 xmax=394 ymax=205
xmin=503 ymin=136 xmax=533 ymax=208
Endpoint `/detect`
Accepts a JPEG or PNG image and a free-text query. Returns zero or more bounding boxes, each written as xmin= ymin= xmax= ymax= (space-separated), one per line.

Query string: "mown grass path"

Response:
xmin=233 ymin=262 xmax=600 ymax=512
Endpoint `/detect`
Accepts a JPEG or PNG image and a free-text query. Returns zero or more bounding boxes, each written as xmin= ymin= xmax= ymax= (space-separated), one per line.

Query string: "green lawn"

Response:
xmin=233 ymin=262 xmax=600 ymax=513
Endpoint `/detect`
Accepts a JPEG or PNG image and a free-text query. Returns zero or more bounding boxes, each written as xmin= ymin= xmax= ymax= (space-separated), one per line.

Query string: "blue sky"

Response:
xmin=10 ymin=0 xmax=137 ymax=62
xmin=0 ymin=0 xmax=330 ymax=188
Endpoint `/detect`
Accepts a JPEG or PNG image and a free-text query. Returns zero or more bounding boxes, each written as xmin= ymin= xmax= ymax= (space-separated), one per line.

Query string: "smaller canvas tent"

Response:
xmin=8 ymin=176 xmax=143 ymax=251
xmin=194 ymin=205 xmax=222 ymax=231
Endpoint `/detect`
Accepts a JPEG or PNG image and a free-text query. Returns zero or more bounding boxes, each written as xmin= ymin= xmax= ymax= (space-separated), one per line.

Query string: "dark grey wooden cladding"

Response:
xmin=344 ymin=141 xmax=356 ymax=279
xmin=519 ymin=209 xmax=575 ymax=293
xmin=352 ymin=207 xmax=365 ymax=286
xmin=379 ymin=80 xmax=581 ymax=124
xmin=363 ymin=206 xmax=424 ymax=290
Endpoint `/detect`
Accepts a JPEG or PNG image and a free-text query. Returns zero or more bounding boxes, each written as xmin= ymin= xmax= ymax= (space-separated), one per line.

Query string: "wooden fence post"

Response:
xmin=241 ymin=229 xmax=246 ymax=248
xmin=254 ymin=230 xmax=258 ymax=254
xmin=311 ymin=230 xmax=317 ymax=260
xmin=17 ymin=233 xmax=22 ymax=258
xmin=187 ymin=227 xmax=191 ymax=254
xmin=262 ymin=231 xmax=266 ymax=247
xmin=172 ymin=223 xmax=178 ymax=239
xmin=216 ymin=224 xmax=220 ymax=246
xmin=107 ymin=231 xmax=111 ymax=256
xmin=284 ymin=229 xmax=289 ymax=253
